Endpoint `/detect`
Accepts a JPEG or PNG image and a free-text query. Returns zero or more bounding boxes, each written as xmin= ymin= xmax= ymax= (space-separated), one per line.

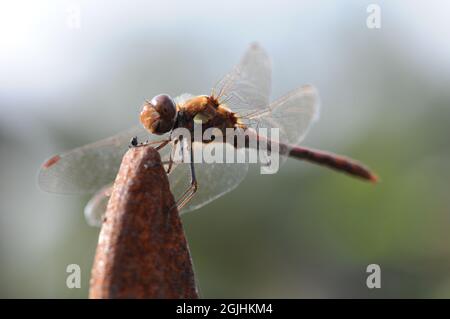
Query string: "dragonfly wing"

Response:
xmin=242 ymin=85 xmax=320 ymax=167
xmin=78 ymin=140 xmax=248 ymax=222
xmin=83 ymin=183 xmax=112 ymax=227
xmin=168 ymin=142 xmax=249 ymax=214
xmin=37 ymin=93 xmax=199 ymax=195
xmin=214 ymin=43 xmax=271 ymax=113
xmin=258 ymin=85 xmax=320 ymax=145
xmin=38 ymin=125 xmax=170 ymax=194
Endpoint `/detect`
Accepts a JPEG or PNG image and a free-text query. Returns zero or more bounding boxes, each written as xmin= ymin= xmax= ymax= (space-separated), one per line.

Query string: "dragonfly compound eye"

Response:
xmin=140 ymin=94 xmax=176 ymax=134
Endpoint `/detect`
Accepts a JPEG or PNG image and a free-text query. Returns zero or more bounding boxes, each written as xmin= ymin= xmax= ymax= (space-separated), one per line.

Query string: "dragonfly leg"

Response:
xmin=155 ymin=139 xmax=170 ymax=151
xmin=175 ymin=168 xmax=198 ymax=211
xmin=170 ymin=141 xmax=198 ymax=212
xmin=166 ymin=139 xmax=178 ymax=174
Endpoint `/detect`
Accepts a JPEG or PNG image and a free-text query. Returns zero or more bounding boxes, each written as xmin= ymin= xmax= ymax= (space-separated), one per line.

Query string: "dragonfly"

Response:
xmin=38 ymin=43 xmax=378 ymax=226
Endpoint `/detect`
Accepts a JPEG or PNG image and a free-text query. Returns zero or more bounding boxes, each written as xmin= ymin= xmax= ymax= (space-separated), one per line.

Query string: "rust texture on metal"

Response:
xmin=89 ymin=145 xmax=198 ymax=299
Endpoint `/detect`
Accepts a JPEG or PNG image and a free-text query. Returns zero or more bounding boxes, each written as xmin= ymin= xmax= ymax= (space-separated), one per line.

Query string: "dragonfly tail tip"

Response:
xmin=368 ymin=172 xmax=380 ymax=184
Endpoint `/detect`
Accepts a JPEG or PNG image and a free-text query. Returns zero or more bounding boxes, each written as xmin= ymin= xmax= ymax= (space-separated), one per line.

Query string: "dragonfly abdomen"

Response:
xmin=288 ymin=146 xmax=378 ymax=183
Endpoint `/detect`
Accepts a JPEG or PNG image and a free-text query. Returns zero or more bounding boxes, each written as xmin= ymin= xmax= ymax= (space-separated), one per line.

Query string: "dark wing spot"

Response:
xmin=43 ymin=155 xmax=61 ymax=169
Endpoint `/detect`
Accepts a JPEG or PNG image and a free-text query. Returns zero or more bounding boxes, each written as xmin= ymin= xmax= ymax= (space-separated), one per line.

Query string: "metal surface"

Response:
xmin=89 ymin=145 xmax=198 ymax=299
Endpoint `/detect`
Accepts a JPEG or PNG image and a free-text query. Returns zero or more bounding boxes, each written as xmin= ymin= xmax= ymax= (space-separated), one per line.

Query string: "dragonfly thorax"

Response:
xmin=174 ymin=95 xmax=239 ymax=139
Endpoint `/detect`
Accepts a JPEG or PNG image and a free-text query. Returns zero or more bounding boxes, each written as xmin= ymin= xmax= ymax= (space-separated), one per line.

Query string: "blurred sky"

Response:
xmin=1 ymin=0 xmax=450 ymax=298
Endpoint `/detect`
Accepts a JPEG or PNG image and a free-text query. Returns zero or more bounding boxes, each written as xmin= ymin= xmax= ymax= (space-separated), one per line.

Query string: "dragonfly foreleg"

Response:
xmin=128 ymin=136 xmax=171 ymax=150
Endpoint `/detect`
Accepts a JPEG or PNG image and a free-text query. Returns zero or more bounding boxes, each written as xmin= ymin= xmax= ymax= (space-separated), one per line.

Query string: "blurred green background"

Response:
xmin=1 ymin=0 xmax=450 ymax=298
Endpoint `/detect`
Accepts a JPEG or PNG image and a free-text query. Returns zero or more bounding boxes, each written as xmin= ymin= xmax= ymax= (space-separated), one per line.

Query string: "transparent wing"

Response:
xmin=81 ymin=141 xmax=249 ymax=224
xmin=38 ymin=93 xmax=195 ymax=195
xmin=239 ymin=85 xmax=320 ymax=168
xmin=84 ymin=183 xmax=112 ymax=227
xmin=168 ymin=142 xmax=249 ymax=214
xmin=247 ymin=85 xmax=320 ymax=145
xmin=214 ymin=42 xmax=271 ymax=113
xmin=37 ymin=126 xmax=170 ymax=194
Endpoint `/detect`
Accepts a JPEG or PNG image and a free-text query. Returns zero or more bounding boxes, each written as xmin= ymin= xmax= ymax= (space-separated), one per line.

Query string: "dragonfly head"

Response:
xmin=140 ymin=94 xmax=177 ymax=134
